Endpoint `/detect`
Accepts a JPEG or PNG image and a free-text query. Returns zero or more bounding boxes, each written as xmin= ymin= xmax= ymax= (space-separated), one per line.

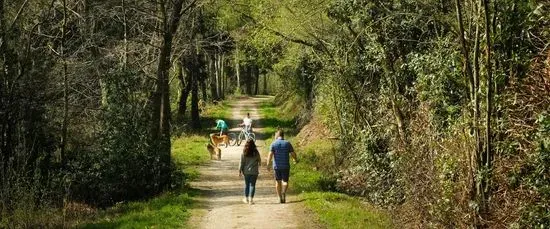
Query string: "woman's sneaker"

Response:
xmin=242 ymin=197 xmax=249 ymax=204
xmin=249 ymin=199 xmax=254 ymax=205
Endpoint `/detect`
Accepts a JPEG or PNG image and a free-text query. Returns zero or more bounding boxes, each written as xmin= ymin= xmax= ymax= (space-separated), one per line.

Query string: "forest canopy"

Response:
xmin=1 ymin=0 xmax=549 ymax=227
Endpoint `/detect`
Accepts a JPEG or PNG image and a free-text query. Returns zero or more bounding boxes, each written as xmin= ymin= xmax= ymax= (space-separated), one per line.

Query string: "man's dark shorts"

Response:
xmin=274 ymin=169 xmax=290 ymax=182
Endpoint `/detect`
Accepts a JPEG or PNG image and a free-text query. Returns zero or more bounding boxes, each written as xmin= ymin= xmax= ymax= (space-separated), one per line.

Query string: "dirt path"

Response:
xmin=188 ymin=96 xmax=321 ymax=229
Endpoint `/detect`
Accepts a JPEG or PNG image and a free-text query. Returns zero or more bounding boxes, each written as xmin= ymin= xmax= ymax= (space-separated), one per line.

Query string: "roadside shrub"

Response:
xmin=67 ymin=70 xmax=172 ymax=207
xmin=518 ymin=114 xmax=550 ymax=228
xmin=337 ymin=135 xmax=403 ymax=206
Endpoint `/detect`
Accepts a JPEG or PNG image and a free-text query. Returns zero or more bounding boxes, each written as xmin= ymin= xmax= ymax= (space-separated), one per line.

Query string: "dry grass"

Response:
xmin=486 ymin=50 xmax=550 ymax=227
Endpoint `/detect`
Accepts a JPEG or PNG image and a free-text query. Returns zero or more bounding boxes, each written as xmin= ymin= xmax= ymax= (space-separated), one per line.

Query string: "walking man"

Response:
xmin=267 ymin=129 xmax=298 ymax=203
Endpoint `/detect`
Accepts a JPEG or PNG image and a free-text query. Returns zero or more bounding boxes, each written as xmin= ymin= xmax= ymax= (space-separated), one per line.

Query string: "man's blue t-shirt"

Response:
xmin=269 ymin=138 xmax=294 ymax=170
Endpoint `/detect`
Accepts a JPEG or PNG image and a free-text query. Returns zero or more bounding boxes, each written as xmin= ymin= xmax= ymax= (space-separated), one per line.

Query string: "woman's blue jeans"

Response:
xmin=244 ymin=174 xmax=258 ymax=198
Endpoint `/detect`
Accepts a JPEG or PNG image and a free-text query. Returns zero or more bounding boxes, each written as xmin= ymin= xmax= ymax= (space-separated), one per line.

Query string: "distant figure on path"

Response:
xmin=239 ymin=139 xmax=261 ymax=204
xmin=238 ymin=113 xmax=253 ymax=132
xmin=215 ymin=119 xmax=229 ymax=136
xmin=210 ymin=119 xmax=230 ymax=148
xmin=267 ymin=129 xmax=298 ymax=203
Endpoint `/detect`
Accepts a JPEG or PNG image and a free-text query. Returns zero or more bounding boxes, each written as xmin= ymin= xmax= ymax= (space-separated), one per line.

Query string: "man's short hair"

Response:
xmin=276 ymin=129 xmax=284 ymax=139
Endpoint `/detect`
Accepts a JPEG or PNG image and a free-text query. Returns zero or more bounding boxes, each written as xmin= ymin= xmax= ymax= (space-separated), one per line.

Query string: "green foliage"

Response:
xmin=337 ymin=135 xmax=403 ymax=206
xmin=67 ymin=70 xmax=169 ymax=207
xmin=201 ymin=100 xmax=231 ymax=121
xmin=519 ymin=113 xmax=550 ymax=228
xmin=407 ymin=38 xmax=465 ymax=130
xmin=0 ymin=178 xmax=65 ymax=228
xmin=172 ymin=99 xmax=231 ymax=137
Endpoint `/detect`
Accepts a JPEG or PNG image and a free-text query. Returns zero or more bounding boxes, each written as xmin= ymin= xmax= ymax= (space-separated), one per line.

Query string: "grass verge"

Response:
xmin=301 ymin=192 xmax=392 ymax=229
xmin=259 ymin=96 xmax=393 ymax=228
xmin=259 ymin=99 xmax=296 ymax=138
xmin=80 ymin=192 xmax=194 ymax=229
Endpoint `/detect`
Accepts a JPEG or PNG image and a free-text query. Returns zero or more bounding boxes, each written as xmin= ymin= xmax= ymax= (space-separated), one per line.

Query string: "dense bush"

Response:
xmin=518 ymin=114 xmax=550 ymax=227
xmin=67 ymin=70 xmax=173 ymax=207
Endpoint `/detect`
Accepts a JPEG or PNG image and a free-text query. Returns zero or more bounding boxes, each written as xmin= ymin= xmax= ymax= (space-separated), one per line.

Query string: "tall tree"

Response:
xmin=60 ymin=0 xmax=69 ymax=166
xmin=190 ymin=51 xmax=202 ymax=129
xmin=480 ymin=0 xmax=493 ymax=216
xmin=177 ymin=60 xmax=192 ymax=121
xmin=151 ymin=0 xmax=197 ymax=178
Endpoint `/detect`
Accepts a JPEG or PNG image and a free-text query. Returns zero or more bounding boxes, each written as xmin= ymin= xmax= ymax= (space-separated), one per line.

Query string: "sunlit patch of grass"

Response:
xmin=291 ymin=162 xmax=323 ymax=192
xmin=292 ymin=160 xmax=392 ymax=228
xmin=80 ymin=192 xmax=194 ymax=229
xmin=172 ymin=136 xmax=210 ymax=166
xmin=202 ymin=100 xmax=230 ymax=121
xmin=290 ymin=139 xmax=336 ymax=193
xmin=171 ymin=135 xmax=211 ymax=181
xmin=259 ymin=100 xmax=296 ymax=138
xmin=300 ymin=192 xmax=393 ymax=229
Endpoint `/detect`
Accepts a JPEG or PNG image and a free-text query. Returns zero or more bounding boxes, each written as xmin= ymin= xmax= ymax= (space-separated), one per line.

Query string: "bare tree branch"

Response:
xmin=8 ymin=0 xmax=29 ymax=31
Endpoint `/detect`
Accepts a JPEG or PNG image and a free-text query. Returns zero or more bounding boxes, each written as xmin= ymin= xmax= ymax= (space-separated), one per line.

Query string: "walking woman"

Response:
xmin=239 ymin=139 xmax=261 ymax=204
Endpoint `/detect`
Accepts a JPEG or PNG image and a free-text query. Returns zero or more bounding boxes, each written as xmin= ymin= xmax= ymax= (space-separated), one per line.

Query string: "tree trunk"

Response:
xmin=471 ymin=2 xmax=483 ymax=224
xmin=0 ymin=0 xmax=10 ymax=187
xmin=254 ymin=66 xmax=259 ymax=95
xmin=209 ymin=55 xmax=218 ymax=101
xmin=122 ymin=0 xmax=128 ymax=68
xmin=177 ymin=60 xmax=191 ymax=121
xmin=190 ymin=53 xmax=201 ymax=129
xmin=220 ymin=53 xmax=225 ymax=99
xmin=245 ymin=66 xmax=252 ymax=95
xmin=482 ymin=0 xmax=493 ymax=210
xmin=235 ymin=48 xmax=240 ymax=92
xmin=214 ymin=53 xmax=223 ymax=99
xmin=200 ymin=76 xmax=207 ymax=102
xmin=151 ymin=0 xmax=189 ymax=174
xmin=60 ymin=0 xmax=69 ymax=166
xmin=473 ymin=0 xmax=482 ymax=164
xmin=200 ymin=54 xmax=207 ymax=102
xmin=381 ymin=57 xmax=407 ymax=143
xmin=455 ymin=0 xmax=474 ymax=101
xmin=0 ymin=0 xmax=3 ymax=43
xmin=263 ymin=73 xmax=268 ymax=94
